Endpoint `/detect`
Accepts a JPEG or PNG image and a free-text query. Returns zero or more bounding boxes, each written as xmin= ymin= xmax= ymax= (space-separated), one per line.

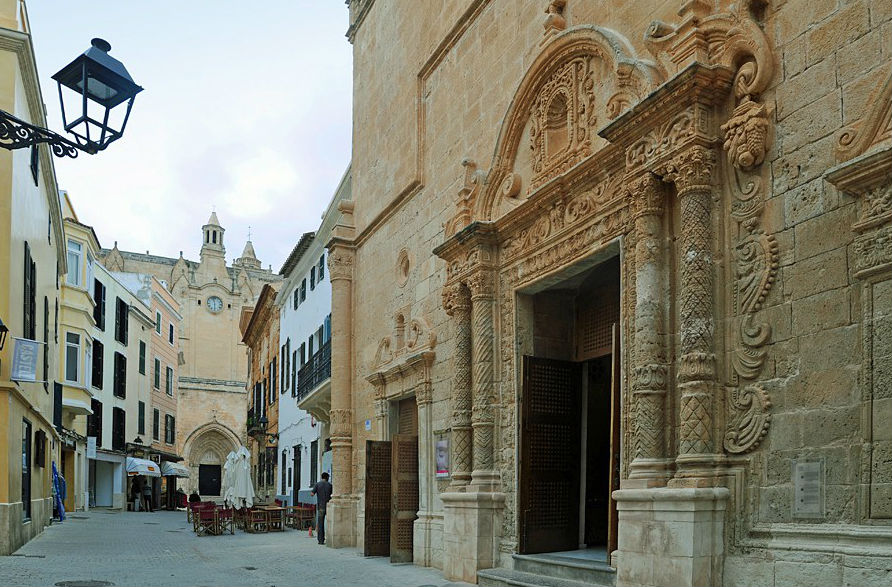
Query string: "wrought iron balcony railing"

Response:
xmin=296 ymin=340 xmax=331 ymax=402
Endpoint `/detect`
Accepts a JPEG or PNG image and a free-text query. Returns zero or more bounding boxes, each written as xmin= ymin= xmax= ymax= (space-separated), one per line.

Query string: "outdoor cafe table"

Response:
xmin=258 ymin=506 xmax=285 ymax=531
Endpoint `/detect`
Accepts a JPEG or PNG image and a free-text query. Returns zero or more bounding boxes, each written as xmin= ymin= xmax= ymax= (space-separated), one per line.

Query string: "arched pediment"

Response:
xmin=477 ymin=25 xmax=662 ymax=222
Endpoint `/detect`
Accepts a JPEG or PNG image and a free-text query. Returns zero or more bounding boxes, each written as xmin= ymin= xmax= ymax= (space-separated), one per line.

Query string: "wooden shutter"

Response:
xmin=23 ymin=242 xmax=33 ymax=339
xmin=364 ymin=440 xmax=392 ymax=556
xmin=390 ymin=434 xmax=418 ymax=563
xmin=92 ymin=340 xmax=104 ymax=389
xmin=519 ymin=356 xmax=582 ymax=554
xmin=397 ymin=398 xmax=418 ymax=436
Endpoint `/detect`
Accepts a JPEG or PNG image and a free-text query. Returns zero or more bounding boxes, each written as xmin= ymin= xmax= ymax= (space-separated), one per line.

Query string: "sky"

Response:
xmin=27 ymin=1 xmax=353 ymax=272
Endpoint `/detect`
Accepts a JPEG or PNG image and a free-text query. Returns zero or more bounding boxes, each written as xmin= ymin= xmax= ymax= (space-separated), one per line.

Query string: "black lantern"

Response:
xmin=52 ymin=38 xmax=143 ymax=154
xmin=0 ymin=38 xmax=142 ymax=158
xmin=0 ymin=317 xmax=8 ymax=351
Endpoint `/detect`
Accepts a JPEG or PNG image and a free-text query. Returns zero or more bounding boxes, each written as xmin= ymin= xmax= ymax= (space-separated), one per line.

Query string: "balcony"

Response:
xmin=296 ymin=340 xmax=331 ymax=422
xmin=247 ymin=407 xmax=261 ymax=436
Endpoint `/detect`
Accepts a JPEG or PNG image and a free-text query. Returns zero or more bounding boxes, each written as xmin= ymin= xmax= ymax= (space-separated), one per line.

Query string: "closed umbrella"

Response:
xmin=230 ymin=446 xmax=255 ymax=509
xmin=222 ymin=450 xmax=237 ymax=506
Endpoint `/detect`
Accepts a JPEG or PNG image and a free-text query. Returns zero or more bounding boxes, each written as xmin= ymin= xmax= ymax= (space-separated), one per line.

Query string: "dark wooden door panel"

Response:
xmin=520 ymin=356 xmax=582 ymax=554
xmin=391 ymin=434 xmax=419 ymax=563
xmin=607 ymin=324 xmax=621 ymax=555
xmin=364 ymin=440 xmax=391 ymax=556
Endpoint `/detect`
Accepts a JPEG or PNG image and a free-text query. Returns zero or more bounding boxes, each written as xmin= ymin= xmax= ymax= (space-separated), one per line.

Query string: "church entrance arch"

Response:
xmin=183 ymin=423 xmax=240 ymax=497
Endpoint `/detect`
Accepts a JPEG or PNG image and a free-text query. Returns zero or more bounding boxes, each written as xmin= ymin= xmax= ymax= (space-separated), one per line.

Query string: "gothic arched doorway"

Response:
xmin=182 ymin=423 xmax=239 ymax=497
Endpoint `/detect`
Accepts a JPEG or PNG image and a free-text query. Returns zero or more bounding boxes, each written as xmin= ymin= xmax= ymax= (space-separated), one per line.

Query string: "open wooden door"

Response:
xmin=520 ymin=356 xmax=582 ymax=554
xmin=364 ymin=440 xmax=391 ymax=556
xmin=390 ymin=434 xmax=419 ymax=563
xmin=606 ymin=324 xmax=621 ymax=556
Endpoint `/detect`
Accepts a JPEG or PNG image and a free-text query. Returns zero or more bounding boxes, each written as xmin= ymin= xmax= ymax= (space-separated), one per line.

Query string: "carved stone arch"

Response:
xmin=475 ymin=25 xmax=663 ymax=223
xmin=182 ymin=421 xmax=241 ymax=466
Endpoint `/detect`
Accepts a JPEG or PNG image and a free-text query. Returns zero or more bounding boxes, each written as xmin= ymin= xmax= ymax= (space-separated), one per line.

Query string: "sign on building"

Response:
xmin=11 ymin=337 xmax=41 ymax=382
xmin=86 ymin=437 xmax=97 ymax=459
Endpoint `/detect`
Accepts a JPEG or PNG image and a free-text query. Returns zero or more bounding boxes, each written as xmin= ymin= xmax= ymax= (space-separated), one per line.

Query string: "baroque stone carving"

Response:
xmin=853 ymin=226 xmax=892 ymax=278
xmin=734 ymin=220 xmax=778 ymax=315
xmin=644 ymin=0 xmax=775 ymax=172
xmin=543 ymin=0 xmax=567 ymax=36
xmin=837 ymin=74 xmax=892 ymax=163
xmin=724 ymin=384 xmax=771 ymax=454
xmin=327 ymin=248 xmax=354 ymax=281
xmin=445 ymin=159 xmax=486 ymax=238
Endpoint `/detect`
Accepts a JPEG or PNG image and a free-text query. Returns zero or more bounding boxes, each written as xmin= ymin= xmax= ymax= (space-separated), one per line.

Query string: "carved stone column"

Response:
xmin=467 ymin=270 xmax=499 ymax=490
xmin=326 ymin=223 xmax=357 ymax=547
xmin=628 ymin=172 xmax=672 ymax=484
xmin=443 ymin=283 xmax=473 ymax=488
xmin=666 ymin=146 xmax=720 ymax=480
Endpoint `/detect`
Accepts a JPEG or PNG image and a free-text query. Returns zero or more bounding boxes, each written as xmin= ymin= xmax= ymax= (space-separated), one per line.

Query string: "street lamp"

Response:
xmin=0 ymin=38 xmax=142 ymax=158
xmin=256 ymin=415 xmax=278 ymax=443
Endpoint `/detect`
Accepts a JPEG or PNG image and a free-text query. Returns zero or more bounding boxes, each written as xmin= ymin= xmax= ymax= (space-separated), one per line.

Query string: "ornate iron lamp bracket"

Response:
xmin=0 ymin=109 xmax=91 ymax=158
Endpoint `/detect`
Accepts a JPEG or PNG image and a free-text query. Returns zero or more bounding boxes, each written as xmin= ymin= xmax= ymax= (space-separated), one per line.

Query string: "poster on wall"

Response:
xmin=86 ymin=437 xmax=97 ymax=459
xmin=435 ymin=432 xmax=449 ymax=478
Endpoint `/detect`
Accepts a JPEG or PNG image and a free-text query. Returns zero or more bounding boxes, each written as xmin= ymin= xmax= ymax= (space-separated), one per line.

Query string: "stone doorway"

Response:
xmin=518 ymin=255 xmax=621 ymax=557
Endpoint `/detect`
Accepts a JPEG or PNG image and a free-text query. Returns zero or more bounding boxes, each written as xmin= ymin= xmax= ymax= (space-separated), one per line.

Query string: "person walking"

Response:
xmin=141 ymin=478 xmax=154 ymax=512
xmin=311 ymin=472 xmax=332 ymax=545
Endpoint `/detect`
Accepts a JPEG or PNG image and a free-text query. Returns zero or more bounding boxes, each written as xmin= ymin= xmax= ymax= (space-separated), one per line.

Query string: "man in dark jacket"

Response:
xmin=311 ymin=472 xmax=332 ymax=545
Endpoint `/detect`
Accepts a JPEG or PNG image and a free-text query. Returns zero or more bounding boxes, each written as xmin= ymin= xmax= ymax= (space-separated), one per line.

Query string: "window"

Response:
xmin=34 ymin=429 xmax=46 ymax=468
xmin=153 ymin=358 xmax=161 ymax=389
xmin=112 ymin=407 xmax=126 ymax=452
xmin=138 ymin=401 xmax=146 ymax=435
xmin=93 ymin=279 xmax=106 ymax=330
xmin=22 ymin=419 xmax=32 ymax=520
xmin=300 ymin=278 xmax=306 ymax=302
xmin=66 ymin=240 xmax=82 ymax=286
xmin=86 ymin=253 xmax=94 ymax=294
xmin=266 ymin=446 xmax=275 ymax=487
xmin=212 ymin=231 xmax=217 ymax=244
xmin=281 ymin=451 xmax=287 ymax=494
xmin=87 ymin=399 xmax=103 ymax=446
xmin=65 ymin=332 xmax=80 ymax=382
xmin=308 ymin=334 xmax=314 ymax=359
xmin=92 ymin=340 xmax=104 ymax=389
xmin=293 ymin=289 xmax=298 ymax=310
xmin=318 ymin=254 xmax=325 ymax=280
xmin=43 ymin=297 xmax=49 ymax=392
xmin=310 ymin=266 xmax=316 ymax=290
xmin=310 ymin=439 xmax=318 ymax=486
xmin=324 ymin=314 xmax=331 ymax=343
xmin=23 ymin=242 xmax=36 ymax=340
xmin=155 ymin=311 xmax=162 ymax=334
xmin=84 ymin=341 xmax=92 ymax=389
xmin=168 ymin=323 xmax=175 ymax=345
xmin=299 ymin=343 xmax=306 ymax=366
xmin=164 ymin=414 xmax=176 ymax=444
xmin=113 ymin=352 xmax=126 ymax=399
xmin=114 ymin=298 xmax=129 ymax=345
xmin=291 ymin=350 xmax=297 ymax=397
xmin=138 ymin=341 xmax=146 ymax=375
xmin=152 ymin=408 xmax=160 ymax=441
xmin=271 ymin=358 xmax=277 ymax=400
xmin=284 ymin=339 xmax=291 ymax=389
xmin=166 ymin=366 xmax=174 ymax=396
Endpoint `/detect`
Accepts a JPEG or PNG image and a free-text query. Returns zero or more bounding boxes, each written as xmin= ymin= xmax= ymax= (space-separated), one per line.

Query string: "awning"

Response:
xmin=126 ymin=457 xmax=161 ymax=477
xmin=160 ymin=461 xmax=190 ymax=478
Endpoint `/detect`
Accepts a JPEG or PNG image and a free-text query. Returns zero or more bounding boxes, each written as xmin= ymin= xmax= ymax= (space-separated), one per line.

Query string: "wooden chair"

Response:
xmin=245 ymin=508 xmax=268 ymax=533
xmin=217 ymin=507 xmax=235 ymax=535
xmin=284 ymin=506 xmax=298 ymax=529
xmin=186 ymin=501 xmax=201 ymax=524
xmin=267 ymin=508 xmax=285 ymax=532
xmin=194 ymin=506 xmax=219 ymax=537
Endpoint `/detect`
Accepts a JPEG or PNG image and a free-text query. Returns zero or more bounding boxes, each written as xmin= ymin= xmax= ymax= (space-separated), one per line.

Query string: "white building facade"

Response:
xmin=276 ymin=233 xmax=330 ymax=506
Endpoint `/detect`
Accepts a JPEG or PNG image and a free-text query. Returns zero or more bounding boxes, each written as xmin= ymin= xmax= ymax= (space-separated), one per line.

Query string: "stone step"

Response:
xmin=512 ymin=553 xmax=616 ymax=585
xmin=477 ymin=568 xmax=602 ymax=587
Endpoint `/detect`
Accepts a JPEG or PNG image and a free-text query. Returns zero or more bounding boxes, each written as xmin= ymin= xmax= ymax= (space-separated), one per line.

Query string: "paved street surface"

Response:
xmin=0 ymin=510 xmax=469 ymax=587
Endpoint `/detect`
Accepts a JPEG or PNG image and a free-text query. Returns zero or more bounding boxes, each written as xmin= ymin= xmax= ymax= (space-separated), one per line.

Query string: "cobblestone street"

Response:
xmin=0 ymin=511 xmax=466 ymax=587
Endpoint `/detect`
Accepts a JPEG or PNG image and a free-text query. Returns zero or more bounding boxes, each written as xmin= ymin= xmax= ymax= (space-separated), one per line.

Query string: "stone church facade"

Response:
xmin=330 ymin=1 xmax=891 ymax=585
xmin=100 ymin=213 xmax=281 ymax=495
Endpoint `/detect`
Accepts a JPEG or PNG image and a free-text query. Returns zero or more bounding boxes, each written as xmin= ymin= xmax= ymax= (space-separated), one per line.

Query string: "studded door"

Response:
xmin=390 ymin=434 xmax=419 ymax=563
xmin=364 ymin=440 xmax=391 ymax=557
xmin=520 ymin=356 xmax=582 ymax=554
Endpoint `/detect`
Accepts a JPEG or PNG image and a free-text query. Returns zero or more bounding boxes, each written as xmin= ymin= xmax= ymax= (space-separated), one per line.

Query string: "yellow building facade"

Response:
xmin=58 ymin=191 xmax=101 ymax=515
xmin=0 ymin=0 xmax=67 ymax=555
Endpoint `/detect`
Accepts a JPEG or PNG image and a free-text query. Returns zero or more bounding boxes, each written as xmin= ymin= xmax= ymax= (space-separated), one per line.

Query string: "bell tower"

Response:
xmin=200 ymin=210 xmax=226 ymax=262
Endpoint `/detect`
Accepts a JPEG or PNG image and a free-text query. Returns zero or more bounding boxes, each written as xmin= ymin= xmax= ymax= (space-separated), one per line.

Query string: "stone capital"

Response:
xmin=628 ymin=172 xmax=665 ymax=219
xmin=466 ymin=271 xmax=496 ymax=300
xmin=327 ymin=247 xmax=355 ymax=282
xmin=442 ymin=283 xmax=471 ymax=316
xmin=663 ymin=145 xmax=716 ymax=195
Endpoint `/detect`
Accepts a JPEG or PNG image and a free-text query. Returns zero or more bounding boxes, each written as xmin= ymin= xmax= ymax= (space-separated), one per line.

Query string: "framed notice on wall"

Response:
xmin=435 ymin=432 xmax=449 ymax=478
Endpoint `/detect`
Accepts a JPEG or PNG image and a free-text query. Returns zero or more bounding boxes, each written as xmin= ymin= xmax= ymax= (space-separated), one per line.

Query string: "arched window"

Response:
xmin=545 ymin=92 xmax=570 ymax=158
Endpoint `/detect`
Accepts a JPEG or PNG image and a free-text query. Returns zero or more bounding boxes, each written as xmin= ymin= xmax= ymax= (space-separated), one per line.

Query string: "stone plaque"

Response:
xmin=792 ymin=458 xmax=824 ymax=519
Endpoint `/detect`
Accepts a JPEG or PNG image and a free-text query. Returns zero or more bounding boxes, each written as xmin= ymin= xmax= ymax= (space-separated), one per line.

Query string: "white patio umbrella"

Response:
xmin=230 ymin=445 xmax=255 ymax=509
xmin=221 ymin=450 xmax=237 ymax=506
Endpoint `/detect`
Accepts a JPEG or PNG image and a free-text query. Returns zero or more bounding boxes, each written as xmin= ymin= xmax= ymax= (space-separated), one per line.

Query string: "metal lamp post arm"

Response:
xmin=0 ymin=109 xmax=93 ymax=158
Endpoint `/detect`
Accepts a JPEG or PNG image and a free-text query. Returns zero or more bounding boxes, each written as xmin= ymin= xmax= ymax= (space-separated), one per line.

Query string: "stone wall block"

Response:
xmin=768 ymin=412 xmax=803 ymax=450
xmin=799 ymin=324 xmax=860 ymax=371
xmin=791 ymin=287 xmax=851 ymax=336
xmin=772 ymin=133 xmax=840 ymax=197
xmin=842 ymin=65 xmax=890 ymax=125
xmin=792 ymin=202 xmax=858 ymax=260
xmin=783 ymin=177 xmax=835 ymax=227
xmin=783 ymin=247 xmax=849 ymax=300
xmin=774 ymin=0 xmax=838 ymax=44
xmin=776 ymin=55 xmax=837 ymax=120
xmin=806 ymin=1 xmax=871 ymax=67
xmin=776 ymin=561 xmax=843 ymax=587
xmin=759 ymin=485 xmax=793 ymax=523
xmin=807 ymin=406 xmax=861 ymax=446
xmin=836 ymin=28 xmax=883 ymax=86
xmin=724 ymin=556 xmax=776 ymax=587
xmin=778 ymin=91 xmax=842 ymax=155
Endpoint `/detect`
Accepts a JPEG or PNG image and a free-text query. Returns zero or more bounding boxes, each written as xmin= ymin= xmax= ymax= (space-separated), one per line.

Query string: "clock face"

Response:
xmin=207 ymin=296 xmax=223 ymax=313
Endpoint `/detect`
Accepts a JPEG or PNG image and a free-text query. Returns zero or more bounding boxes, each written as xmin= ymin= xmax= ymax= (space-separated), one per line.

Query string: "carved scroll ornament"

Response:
xmin=724 ymin=384 xmax=771 ymax=454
